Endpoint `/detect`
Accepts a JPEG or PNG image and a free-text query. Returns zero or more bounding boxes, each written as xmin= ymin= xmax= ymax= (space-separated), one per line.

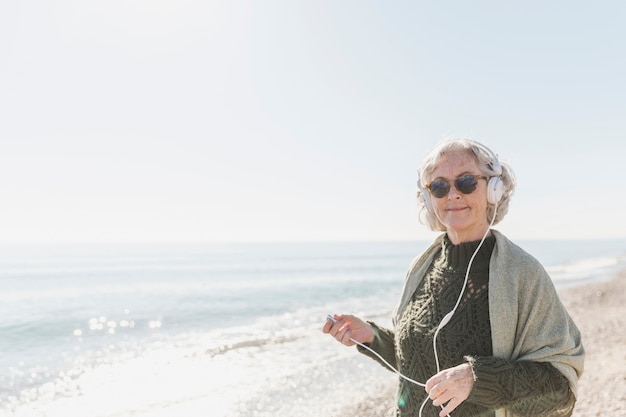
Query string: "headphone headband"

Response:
xmin=468 ymin=140 xmax=502 ymax=177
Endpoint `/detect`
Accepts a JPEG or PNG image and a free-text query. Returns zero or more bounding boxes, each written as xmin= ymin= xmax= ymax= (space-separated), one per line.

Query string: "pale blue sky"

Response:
xmin=1 ymin=1 xmax=625 ymax=243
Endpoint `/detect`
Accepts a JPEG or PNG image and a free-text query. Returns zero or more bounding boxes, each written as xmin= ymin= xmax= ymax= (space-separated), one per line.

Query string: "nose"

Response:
xmin=447 ymin=183 xmax=462 ymax=199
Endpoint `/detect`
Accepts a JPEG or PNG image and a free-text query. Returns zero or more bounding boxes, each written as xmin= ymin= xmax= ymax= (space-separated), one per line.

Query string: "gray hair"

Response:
xmin=416 ymin=138 xmax=517 ymax=231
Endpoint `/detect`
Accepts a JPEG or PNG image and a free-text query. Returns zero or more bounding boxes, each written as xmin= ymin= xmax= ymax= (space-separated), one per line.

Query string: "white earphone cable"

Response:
xmin=329 ymin=178 xmax=501 ymax=416
xmin=432 ymin=200 xmax=499 ymax=373
xmin=347 ymin=338 xmax=426 ymax=387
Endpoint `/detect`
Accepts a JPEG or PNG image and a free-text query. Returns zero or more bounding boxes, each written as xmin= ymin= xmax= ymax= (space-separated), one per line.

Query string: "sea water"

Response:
xmin=1 ymin=238 xmax=625 ymax=417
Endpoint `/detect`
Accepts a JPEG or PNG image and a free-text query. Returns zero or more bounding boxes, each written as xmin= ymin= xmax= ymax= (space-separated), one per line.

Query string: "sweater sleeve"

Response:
xmin=356 ymin=321 xmax=398 ymax=370
xmin=465 ymin=356 xmax=576 ymax=417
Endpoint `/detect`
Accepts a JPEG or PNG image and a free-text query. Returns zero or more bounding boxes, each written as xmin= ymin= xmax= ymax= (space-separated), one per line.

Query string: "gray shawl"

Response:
xmin=393 ymin=230 xmax=584 ymax=417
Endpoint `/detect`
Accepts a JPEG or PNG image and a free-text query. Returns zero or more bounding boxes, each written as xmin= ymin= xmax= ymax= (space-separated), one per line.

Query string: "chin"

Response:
xmin=443 ymin=219 xmax=472 ymax=231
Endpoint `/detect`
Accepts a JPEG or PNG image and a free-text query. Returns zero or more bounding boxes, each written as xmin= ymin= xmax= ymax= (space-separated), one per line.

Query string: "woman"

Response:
xmin=323 ymin=139 xmax=584 ymax=417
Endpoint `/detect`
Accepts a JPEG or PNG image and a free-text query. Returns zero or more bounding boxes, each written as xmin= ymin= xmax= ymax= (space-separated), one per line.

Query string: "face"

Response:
xmin=428 ymin=150 xmax=489 ymax=244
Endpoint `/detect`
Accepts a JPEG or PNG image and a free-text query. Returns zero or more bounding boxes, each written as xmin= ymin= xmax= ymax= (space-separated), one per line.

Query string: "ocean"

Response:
xmin=1 ymin=238 xmax=625 ymax=417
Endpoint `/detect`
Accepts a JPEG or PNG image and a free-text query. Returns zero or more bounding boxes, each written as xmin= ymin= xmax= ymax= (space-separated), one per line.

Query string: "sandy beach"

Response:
xmin=337 ymin=269 xmax=626 ymax=417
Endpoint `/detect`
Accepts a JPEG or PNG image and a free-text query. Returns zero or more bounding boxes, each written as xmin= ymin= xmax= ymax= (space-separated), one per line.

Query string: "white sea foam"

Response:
xmin=547 ymin=254 xmax=626 ymax=286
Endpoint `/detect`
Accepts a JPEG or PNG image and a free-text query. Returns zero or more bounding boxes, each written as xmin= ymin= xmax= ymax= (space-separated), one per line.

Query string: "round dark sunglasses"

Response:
xmin=425 ymin=175 xmax=488 ymax=198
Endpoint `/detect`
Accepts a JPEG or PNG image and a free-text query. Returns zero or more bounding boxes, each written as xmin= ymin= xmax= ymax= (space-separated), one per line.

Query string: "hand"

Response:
xmin=425 ymin=362 xmax=475 ymax=417
xmin=322 ymin=314 xmax=375 ymax=346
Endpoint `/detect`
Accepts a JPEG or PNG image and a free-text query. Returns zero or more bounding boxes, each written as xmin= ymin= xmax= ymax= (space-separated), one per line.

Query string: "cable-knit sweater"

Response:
xmin=359 ymin=234 xmax=578 ymax=417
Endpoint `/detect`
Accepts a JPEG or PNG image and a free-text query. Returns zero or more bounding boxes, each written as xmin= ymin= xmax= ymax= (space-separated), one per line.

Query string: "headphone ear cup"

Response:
xmin=487 ymin=176 xmax=504 ymax=205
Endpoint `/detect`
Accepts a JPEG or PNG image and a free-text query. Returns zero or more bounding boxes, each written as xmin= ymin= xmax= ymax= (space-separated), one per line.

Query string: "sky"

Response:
xmin=1 ymin=1 xmax=625 ymax=244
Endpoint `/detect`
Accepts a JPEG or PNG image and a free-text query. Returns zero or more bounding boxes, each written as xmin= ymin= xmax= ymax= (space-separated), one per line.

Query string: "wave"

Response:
xmin=547 ymin=253 xmax=626 ymax=286
xmin=206 ymin=332 xmax=303 ymax=357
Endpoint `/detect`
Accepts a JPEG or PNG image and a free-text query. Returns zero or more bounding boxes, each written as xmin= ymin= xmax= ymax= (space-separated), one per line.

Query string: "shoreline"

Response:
xmin=336 ymin=269 xmax=626 ymax=417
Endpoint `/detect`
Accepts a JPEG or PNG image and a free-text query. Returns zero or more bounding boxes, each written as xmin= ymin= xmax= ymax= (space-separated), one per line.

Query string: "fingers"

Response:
xmin=426 ymin=378 xmax=451 ymax=411
xmin=322 ymin=315 xmax=356 ymax=346
xmin=338 ymin=325 xmax=354 ymax=345
xmin=427 ymin=380 xmax=446 ymax=403
xmin=424 ymin=375 xmax=439 ymax=395
xmin=425 ymin=363 xmax=474 ymax=416
xmin=322 ymin=317 xmax=334 ymax=333
xmin=426 ymin=383 xmax=456 ymax=417
xmin=439 ymin=396 xmax=462 ymax=417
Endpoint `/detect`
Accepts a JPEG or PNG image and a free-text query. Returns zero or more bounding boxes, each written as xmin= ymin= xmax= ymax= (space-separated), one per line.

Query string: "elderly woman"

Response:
xmin=323 ymin=139 xmax=584 ymax=417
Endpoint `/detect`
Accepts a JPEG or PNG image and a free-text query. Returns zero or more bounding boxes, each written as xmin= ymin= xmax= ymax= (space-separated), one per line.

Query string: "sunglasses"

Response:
xmin=425 ymin=175 xmax=488 ymax=198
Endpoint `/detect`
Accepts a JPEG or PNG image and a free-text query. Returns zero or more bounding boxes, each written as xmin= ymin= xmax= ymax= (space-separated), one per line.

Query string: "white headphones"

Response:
xmin=476 ymin=141 xmax=504 ymax=205
xmin=419 ymin=141 xmax=504 ymax=213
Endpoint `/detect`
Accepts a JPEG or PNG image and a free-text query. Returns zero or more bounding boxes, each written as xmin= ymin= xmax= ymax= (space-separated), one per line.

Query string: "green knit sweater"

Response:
xmin=359 ymin=235 xmax=575 ymax=417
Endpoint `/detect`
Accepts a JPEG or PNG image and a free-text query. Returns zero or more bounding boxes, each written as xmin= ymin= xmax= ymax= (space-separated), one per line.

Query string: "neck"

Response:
xmin=447 ymin=227 xmax=491 ymax=245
